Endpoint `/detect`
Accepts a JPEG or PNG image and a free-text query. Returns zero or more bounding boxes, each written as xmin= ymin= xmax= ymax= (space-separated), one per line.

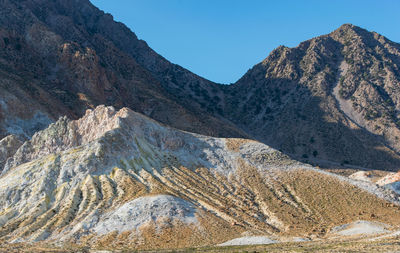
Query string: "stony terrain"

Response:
xmin=1 ymin=0 xmax=400 ymax=251
xmin=1 ymin=106 xmax=400 ymax=251
xmin=0 ymin=0 xmax=245 ymax=141
xmin=2 ymin=1 xmax=400 ymax=172
xmin=220 ymin=24 xmax=400 ymax=170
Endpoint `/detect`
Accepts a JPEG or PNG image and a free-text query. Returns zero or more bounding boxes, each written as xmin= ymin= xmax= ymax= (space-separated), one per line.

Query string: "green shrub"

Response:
xmin=3 ymin=37 xmax=9 ymax=46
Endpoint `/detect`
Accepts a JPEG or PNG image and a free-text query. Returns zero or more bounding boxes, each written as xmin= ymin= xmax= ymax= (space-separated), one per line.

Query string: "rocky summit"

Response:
xmin=1 ymin=0 xmax=400 ymax=251
xmin=1 ymin=106 xmax=400 ymax=251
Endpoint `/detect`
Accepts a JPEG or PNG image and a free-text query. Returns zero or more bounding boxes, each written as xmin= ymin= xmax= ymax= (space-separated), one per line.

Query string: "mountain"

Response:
xmin=1 ymin=105 xmax=400 ymax=250
xmin=0 ymin=0 xmax=245 ymax=140
xmin=219 ymin=24 xmax=400 ymax=170
xmin=2 ymin=0 xmax=400 ymax=172
xmin=1 ymin=3 xmax=400 ymax=248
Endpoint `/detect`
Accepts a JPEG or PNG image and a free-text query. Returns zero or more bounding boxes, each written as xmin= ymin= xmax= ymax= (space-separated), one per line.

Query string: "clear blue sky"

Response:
xmin=90 ymin=0 xmax=400 ymax=84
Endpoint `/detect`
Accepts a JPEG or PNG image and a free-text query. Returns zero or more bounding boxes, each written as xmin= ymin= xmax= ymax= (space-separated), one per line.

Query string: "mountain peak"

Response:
xmin=330 ymin=23 xmax=372 ymax=41
xmin=336 ymin=23 xmax=358 ymax=31
xmin=230 ymin=22 xmax=400 ymax=170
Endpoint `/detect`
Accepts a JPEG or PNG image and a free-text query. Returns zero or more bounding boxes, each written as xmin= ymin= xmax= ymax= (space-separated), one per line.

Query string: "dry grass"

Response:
xmin=225 ymin=138 xmax=253 ymax=152
xmin=2 ymin=159 xmax=400 ymax=250
xmin=3 ymin=237 xmax=400 ymax=252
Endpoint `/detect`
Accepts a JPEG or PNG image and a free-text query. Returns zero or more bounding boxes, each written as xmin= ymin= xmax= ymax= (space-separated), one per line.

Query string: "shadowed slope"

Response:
xmin=0 ymin=0 xmax=246 ymax=140
xmin=222 ymin=24 xmax=400 ymax=170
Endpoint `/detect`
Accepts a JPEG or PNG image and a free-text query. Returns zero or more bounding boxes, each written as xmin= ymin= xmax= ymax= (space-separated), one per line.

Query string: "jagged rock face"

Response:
xmin=0 ymin=0 xmax=245 ymax=140
xmin=1 ymin=106 xmax=400 ymax=250
xmin=221 ymin=24 xmax=400 ymax=170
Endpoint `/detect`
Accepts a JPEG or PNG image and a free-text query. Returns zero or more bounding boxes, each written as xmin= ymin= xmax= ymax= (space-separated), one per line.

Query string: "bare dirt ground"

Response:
xmin=2 ymin=237 xmax=400 ymax=253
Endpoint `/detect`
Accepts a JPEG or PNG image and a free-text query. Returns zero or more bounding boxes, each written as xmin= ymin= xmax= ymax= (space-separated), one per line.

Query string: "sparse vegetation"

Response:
xmin=3 ymin=37 xmax=9 ymax=46
xmin=3 ymin=2 xmax=400 ymax=251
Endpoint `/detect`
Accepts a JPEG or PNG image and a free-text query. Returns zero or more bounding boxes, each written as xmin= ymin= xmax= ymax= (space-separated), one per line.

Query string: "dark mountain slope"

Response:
xmin=0 ymin=0 xmax=245 ymax=140
xmin=223 ymin=24 xmax=400 ymax=170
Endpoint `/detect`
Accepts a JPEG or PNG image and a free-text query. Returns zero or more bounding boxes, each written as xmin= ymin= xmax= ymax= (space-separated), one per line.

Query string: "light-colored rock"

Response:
xmin=218 ymin=236 xmax=277 ymax=246
xmin=349 ymin=171 xmax=373 ymax=183
xmin=0 ymin=135 xmax=22 ymax=172
xmin=93 ymin=194 xmax=197 ymax=235
xmin=330 ymin=220 xmax=390 ymax=236
xmin=376 ymin=172 xmax=400 ymax=186
xmin=1 ymin=106 xmax=400 ymax=249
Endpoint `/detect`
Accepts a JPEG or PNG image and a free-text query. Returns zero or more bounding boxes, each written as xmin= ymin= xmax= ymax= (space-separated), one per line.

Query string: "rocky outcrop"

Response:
xmin=0 ymin=135 xmax=22 ymax=172
xmin=349 ymin=170 xmax=400 ymax=196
